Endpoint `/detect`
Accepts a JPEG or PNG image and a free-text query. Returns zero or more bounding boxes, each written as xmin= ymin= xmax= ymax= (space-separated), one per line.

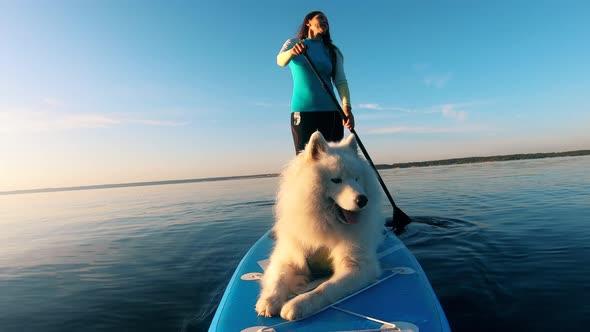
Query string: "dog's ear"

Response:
xmin=306 ymin=131 xmax=329 ymax=160
xmin=343 ymin=134 xmax=359 ymax=153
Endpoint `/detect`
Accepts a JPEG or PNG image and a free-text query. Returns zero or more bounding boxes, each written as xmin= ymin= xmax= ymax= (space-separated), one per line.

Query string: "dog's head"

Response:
xmin=303 ymin=131 xmax=370 ymax=225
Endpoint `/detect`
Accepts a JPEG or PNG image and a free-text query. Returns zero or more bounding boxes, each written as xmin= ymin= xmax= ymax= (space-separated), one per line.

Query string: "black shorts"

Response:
xmin=290 ymin=111 xmax=344 ymax=154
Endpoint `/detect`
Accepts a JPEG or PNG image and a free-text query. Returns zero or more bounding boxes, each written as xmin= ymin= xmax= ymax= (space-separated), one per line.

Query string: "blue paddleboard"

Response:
xmin=209 ymin=230 xmax=451 ymax=332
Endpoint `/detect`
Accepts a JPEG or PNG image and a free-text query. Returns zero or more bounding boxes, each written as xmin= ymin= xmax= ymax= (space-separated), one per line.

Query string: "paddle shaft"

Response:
xmin=302 ymin=53 xmax=401 ymax=212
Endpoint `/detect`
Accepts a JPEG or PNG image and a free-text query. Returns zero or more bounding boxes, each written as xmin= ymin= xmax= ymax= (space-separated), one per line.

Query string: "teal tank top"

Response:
xmin=287 ymin=39 xmax=335 ymax=112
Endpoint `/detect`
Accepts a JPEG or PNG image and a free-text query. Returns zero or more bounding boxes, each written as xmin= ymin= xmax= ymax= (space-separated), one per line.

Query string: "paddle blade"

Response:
xmin=385 ymin=206 xmax=412 ymax=235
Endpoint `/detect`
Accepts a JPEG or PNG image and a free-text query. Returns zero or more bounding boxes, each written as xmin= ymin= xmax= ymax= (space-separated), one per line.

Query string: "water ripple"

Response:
xmin=1 ymin=156 xmax=589 ymax=331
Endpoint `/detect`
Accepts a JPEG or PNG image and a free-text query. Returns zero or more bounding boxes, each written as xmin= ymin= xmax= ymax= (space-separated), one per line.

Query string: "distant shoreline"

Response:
xmin=375 ymin=149 xmax=590 ymax=169
xmin=2 ymin=150 xmax=588 ymax=196
xmin=0 ymin=173 xmax=280 ymax=196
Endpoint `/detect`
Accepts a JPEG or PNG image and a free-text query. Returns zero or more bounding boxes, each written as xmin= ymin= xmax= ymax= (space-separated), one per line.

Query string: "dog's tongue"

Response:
xmin=343 ymin=210 xmax=361 ymax=224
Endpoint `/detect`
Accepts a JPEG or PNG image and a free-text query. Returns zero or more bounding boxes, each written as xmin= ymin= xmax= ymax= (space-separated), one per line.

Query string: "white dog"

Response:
xmin=255 ymin=131 xmax=384 ymax=321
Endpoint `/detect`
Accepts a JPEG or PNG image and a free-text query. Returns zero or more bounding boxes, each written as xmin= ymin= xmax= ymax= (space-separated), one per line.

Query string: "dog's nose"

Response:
xmin=355 ymin=195 xmax=368 ymax=208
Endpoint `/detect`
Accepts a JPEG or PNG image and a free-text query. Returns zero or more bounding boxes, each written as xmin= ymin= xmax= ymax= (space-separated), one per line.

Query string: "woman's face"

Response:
xmin=307 ymin=13 xmax=329 ymax=36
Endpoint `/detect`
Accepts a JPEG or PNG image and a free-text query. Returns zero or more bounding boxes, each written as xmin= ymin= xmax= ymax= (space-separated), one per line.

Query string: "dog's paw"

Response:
xmin=280 ymin=294 xmax=316 ymax=321
xmin=255 ymin=295 xmax=284 ymax=317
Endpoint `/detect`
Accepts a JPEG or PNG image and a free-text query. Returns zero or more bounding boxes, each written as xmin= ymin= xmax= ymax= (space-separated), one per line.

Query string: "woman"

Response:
xmin=277 ymin=11 xmax=355 ymax=154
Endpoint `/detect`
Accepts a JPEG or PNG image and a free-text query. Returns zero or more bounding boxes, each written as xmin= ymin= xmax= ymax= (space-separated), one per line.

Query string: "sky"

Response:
xmin=1 ymin=1 xmax=589 ymax=191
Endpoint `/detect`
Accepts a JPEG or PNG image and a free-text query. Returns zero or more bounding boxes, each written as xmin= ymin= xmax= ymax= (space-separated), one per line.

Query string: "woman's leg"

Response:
xmin=320 ymin=111 xmax=344 ymax=143
xmin=291 ymin=111 xmax=344 ymax=155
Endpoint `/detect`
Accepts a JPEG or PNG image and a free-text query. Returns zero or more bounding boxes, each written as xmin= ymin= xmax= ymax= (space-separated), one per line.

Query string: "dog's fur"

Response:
xmin=255 ymin=131 xmax=384 ymax=320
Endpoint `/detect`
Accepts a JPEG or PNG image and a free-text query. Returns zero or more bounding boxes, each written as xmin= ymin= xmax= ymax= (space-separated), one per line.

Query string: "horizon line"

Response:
xmin=1 ymin=149 xmax=589 ymax=196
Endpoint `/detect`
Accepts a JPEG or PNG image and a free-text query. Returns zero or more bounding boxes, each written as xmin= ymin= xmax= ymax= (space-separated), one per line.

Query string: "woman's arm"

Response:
xmin=277 ymin=38 xmax=302 ymax=66
xmin=333 ymin=50 xmax=351 ymax=108
xmin=333 ymin=50 xmax=354 ymax=129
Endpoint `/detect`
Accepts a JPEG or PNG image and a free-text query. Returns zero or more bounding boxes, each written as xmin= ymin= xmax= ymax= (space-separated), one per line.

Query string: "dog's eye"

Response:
xmin=355 ymin=177 xmax=359 ymax=182
xmin=331 ymin=178 xmax=342 ymax=184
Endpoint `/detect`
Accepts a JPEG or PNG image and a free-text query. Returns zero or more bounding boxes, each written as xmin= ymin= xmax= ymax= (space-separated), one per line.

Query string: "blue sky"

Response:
xmin=1 ymin=1 xmax=589 ymax=191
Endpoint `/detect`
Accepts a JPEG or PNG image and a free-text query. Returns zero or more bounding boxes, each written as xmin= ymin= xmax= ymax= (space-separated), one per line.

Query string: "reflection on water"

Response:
xmin=1 ymin=156 xmax=589 ymax=331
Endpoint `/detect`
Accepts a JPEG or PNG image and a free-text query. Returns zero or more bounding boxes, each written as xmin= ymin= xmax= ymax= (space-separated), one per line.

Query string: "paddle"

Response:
xmin=302 ymin=53 xmax=411 ymax=234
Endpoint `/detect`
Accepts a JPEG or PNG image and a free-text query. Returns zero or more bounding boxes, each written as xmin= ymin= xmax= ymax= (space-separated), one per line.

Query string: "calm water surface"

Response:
xmin=1 ymin=156 xmax=589 ymax=331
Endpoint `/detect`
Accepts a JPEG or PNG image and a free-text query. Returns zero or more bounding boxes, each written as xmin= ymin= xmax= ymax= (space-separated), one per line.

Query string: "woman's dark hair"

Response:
xmin=296 ymin=11 xmax=341 ymax=79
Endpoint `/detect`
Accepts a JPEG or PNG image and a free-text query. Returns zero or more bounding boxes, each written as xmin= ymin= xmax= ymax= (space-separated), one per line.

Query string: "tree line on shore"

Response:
xmin=375 ymin=149 xmax=590 ymax=169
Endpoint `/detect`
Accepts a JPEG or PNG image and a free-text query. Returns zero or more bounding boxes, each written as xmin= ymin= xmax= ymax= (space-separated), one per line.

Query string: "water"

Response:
xmin=1 ymin=156 xmax=589 ymax=332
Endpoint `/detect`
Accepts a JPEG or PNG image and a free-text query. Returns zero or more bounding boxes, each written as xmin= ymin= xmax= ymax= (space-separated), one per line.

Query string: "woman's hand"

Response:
xmin=290 ymin=42 xmax=307 ymax=56
xmin=342 ymin=105 xmax=354 ymax=131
